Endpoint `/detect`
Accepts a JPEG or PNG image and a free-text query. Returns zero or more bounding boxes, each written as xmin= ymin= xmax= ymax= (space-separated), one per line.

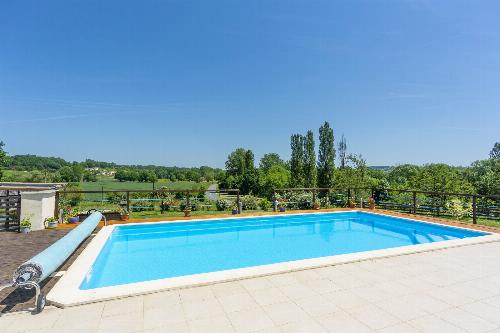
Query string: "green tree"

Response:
xmin=303 ymin=130 xmax=317 ymax=188
xmin=58 ymin=165 xmax=82 ymax=182
xmin=410 ymin=164 xmax=474 ymax=194
xmin=241 ymin=150 xmax=258 ymax=194
xmin=259 ymin=153 xmax=285 ymax=173
xmin=387 ymin=164 xmax=421 ymax=188
xmin=138 ymin=170 xmax=158 ymax=183
xmin=317 ymin=121 xmax=336 ymax=188
xmin=0 ymin=141 xmax=6 ymax=181
xmin=290 ymin=134 xmax=305 ymax=187
xmin=259 ymin=165 xmax=290 ymax=198
xmin=466 ymin=159 xmax=500 ymax=195
xmin=490 ymin=142 xmax=500 ymax=160
xmin=114 ymin=169 xmax=128 ymax=182
xmin=225 ymin=148 xmax=249 ymax=176
xmin=222 ymin=148 xmax=258 ymax=194
xmin=83 ymin=170 xmax=98 ymax=182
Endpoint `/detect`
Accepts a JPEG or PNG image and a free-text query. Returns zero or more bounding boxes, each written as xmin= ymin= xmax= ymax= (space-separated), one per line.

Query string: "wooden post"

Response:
xmin=5 ymin=190 xmax=10 ymax=230
xmin=236 ymin=190 xmax=241 ymax=214
xmin=312 ymin=190 xmax=316 ymax=207
xmin=16 ymin=194 xmax=21 ymax=232
xmin=412 ymin=191 xmax=417 ymax=214
xmin=472 ymin=195 xmax=477 ymax=224
xmin=54 ymin=191 xmax=60 ymax=218
xmin=126 ymin=191 xmax=130 ymax=212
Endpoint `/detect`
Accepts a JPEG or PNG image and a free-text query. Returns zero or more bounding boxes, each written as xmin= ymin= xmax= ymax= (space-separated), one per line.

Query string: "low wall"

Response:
xmin=20 ymin=190 xmax=56 ymax=231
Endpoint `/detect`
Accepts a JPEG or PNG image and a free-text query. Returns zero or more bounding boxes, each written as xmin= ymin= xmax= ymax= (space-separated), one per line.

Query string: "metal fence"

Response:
xmin=273 ymin=187 xmax=500 ymax=225
xmin=57 ymin=188 xmax=241 ymax=220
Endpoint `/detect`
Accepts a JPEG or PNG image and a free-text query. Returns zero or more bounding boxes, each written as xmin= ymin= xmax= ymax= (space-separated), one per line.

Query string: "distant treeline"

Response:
xmin=3 ymin=154 xmax=223 ymax=182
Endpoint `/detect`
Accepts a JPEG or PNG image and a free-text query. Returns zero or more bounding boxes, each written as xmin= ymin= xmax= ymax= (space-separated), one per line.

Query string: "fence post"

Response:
xmin=5 ymin=190 xmax=10 ymax=230
xmin=412 ymin=191 xmax=417 ymax=214
xmin=236 ymin=190 xmax=241 ymax=214
xmin=16 ymin=194 xmax=21 ymax=232
xmin=126 ymin=191 xmax=130 ymax=212
xmin=472 ymin=195 xmax=477 ymax=224
xmin=54 ymin=191 xmax=60 ymax=218
xmin=312 ymin=190 xmax=316 ymax=207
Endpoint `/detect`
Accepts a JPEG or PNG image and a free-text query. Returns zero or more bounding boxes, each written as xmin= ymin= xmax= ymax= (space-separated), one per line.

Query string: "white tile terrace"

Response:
xmin=2 ymin=241 xmax=500 ymax=333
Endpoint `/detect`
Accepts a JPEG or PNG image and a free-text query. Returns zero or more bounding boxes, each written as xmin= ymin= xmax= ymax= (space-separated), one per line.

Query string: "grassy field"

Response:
xmin=80 ymin=176 xmax=210 ymax=192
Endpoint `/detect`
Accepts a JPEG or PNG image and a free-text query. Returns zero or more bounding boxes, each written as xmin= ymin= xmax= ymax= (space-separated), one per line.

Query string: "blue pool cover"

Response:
xmin=80 ymin=211 xmax=487 ymax=290
xmin=14 ymin=212 xmax=102 ymax=285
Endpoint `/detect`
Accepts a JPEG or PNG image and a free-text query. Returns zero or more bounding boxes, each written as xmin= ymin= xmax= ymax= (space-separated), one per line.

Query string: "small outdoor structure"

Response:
xmin=11 ymin=211 xmax=103 ymax=312
xmin=20 ymin=190 xmax=57 ymax=231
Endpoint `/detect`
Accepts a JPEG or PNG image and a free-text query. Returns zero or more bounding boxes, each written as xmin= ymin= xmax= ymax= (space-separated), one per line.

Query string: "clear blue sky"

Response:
xmin=1 ymin=0 xmax=499 ymax=168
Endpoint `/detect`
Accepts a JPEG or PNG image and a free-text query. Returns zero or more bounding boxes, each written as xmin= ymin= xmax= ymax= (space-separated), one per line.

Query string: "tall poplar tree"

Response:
xmin=317 ymin=122 xmax=336 ymax=188
xmin=290 ymin=134 xmax=305 ymax=187
xmin=303 ymin=130 xmax=317 ymax=187
xmin=338 ymin=134 xmax=347 ymax=169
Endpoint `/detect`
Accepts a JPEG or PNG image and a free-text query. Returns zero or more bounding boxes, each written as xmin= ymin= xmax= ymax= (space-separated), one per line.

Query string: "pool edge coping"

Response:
xmin=47 ymin=211 xmax=500 ymax=307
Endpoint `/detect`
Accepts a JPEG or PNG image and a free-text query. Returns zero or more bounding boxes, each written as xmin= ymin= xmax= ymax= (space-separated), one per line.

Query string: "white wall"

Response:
xmin=20 ymin=190 xmax=56 ymax=231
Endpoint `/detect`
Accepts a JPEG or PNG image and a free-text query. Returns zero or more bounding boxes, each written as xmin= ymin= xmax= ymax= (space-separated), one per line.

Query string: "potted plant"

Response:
xmin=45 ymin=216 xmax=58 ymax=229
xmin=278 ymin=201 xmax=286 ymax=212
xmin=67 ymin=210 xmax=80 ymax=224
xmin=20 ymin=216 xmax=32 ymax=233
xmin=348 ymin=197 xmax=356 ymax=209
xmin=231 ymin=204 xmax=239 ymax=215
xmin=368 ymin=197 xmax=375 ymax=210
xmin=184 ymin=208 xmax=191 ymax=217
xmin=120 ymin=208 xmax=129 ymax=221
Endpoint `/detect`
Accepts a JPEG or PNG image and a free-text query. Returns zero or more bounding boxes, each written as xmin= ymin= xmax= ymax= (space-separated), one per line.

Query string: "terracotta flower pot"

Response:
xmin=184 ymin=210 xmax=191 ymax=217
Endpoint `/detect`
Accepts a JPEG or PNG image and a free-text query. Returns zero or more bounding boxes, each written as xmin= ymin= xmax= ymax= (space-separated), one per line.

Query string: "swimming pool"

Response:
xmin=80 ymin=211 xmax=487 ymax=290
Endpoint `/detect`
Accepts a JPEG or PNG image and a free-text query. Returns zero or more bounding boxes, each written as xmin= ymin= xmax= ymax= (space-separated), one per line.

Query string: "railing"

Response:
xmin=273 ymin=187 xmax=500 ymax=226
xmin=57 ymin=188 xmax=241 ymax=220
xmin=0 ymin=190 xmax=21 ymax=231
xmin=348 ymin=187 xmax=500 ymax=224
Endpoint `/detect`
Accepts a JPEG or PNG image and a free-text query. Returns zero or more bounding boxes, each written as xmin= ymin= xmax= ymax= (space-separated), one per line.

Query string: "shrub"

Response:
xmin=446 ymin=198 xmax=472 ymax=220
xmin=216 ymin=199 xmax=231 ymax=211
xmin=259 ymin=198 xmax=272 ymax=211
xmin=241 ymin=195 xmax=260 ymax=210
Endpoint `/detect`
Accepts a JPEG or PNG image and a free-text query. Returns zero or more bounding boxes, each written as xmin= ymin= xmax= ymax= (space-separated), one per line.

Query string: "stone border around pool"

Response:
xmin=47 ymin=211 xmax=500 ymax=307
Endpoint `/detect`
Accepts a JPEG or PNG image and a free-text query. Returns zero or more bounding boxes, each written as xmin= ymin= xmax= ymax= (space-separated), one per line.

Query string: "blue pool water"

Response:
xmin=80 ymin=212 xmax=487 ymax=289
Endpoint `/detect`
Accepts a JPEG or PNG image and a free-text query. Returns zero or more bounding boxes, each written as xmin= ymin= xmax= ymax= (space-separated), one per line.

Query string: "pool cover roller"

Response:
xmin=12 ymin=211 xmax=103 ymax=312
